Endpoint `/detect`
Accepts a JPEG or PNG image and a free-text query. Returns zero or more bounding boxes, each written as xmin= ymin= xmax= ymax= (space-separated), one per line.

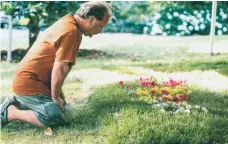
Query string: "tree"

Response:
xmin=1 ymin=1 xmax=81 ymax=48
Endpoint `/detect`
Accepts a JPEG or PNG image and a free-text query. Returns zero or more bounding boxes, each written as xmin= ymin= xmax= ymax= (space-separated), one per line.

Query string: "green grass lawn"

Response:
xmin=1 ymin=35 xmax=228 ymax=143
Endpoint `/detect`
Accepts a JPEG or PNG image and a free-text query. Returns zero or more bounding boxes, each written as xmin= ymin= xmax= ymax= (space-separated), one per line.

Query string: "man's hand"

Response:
xmin=52 ymin=97 xmax=65 ymax=112
xmin=51 ymin=62 xmax=72 ymax=112
xmin=59 ymin=91 xmax=65 ymax=101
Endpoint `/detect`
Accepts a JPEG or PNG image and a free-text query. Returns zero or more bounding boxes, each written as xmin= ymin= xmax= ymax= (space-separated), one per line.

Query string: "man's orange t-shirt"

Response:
xmin=13 ymin=14 xmax=82 ymax=97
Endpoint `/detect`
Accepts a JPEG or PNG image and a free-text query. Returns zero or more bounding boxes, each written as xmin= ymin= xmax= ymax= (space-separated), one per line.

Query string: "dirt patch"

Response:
xmin=0 ymin=48 xmax=128 ymax=62
xmin=1 ymin=49 xmax=28 ymax=62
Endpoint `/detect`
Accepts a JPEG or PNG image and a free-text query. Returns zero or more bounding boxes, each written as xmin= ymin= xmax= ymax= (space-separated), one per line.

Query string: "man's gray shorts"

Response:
xmin=14 ymin=94 xmax=74 ymax=127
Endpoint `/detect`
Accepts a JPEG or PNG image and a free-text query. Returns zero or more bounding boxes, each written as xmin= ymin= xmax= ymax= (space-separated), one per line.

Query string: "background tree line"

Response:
xmin=1 ymin=1 xmax=228 ymax=48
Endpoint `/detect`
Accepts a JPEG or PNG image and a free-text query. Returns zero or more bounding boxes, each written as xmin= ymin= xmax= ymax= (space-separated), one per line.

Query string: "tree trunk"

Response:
xmin=28 ymin=24 xmax=40 ymax=48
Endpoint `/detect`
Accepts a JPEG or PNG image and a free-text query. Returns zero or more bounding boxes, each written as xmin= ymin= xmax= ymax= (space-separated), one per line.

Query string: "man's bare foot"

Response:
xmin=44 ymin=127 xmax=55 ymax=136
xmin=7 ymin=105 xmax=18 ymax=121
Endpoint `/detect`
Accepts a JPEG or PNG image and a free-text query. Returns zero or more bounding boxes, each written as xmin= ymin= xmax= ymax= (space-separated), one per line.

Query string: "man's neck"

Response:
xmin=73 ymin=15 xmax=85 ymax=34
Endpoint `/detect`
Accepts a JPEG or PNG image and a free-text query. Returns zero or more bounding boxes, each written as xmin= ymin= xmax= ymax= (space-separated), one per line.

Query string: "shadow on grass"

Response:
xmin=2 ymin=85 xmax=228 ymax=143
xmin=189 ymin=89 xmax=228 ymax=117
xmin=70 ymin=92 xmax=152 ymax=131
xmin=67 ymin=85 xmax=228 ymax=143
xmin=71 ymin=85 xmax=228 ymax=127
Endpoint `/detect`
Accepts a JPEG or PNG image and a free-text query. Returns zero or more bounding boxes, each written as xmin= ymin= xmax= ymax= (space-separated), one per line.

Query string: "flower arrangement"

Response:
xmin=118 ymin=76 xmax=208 ymax=114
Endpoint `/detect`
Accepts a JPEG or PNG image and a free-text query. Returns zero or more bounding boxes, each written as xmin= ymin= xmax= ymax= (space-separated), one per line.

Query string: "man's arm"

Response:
xmin=51 ymin=61 xmax=72 ymax=111
xmin=59 ymin=89 xmax=65 ymax=101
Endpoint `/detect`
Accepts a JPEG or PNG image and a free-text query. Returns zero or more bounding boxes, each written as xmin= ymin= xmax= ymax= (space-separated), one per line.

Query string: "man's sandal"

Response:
xmin=1 ymin=96 xmax=17 ymax=127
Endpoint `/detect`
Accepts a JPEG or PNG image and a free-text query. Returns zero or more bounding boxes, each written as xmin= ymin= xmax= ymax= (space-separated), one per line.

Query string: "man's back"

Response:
xmin=13 ymin=14 xmax=82 ymax=97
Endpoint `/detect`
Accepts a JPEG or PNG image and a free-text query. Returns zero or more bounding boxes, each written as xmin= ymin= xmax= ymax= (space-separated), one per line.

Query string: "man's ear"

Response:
xmin=89 ymin=16 xmax=96 ymax=25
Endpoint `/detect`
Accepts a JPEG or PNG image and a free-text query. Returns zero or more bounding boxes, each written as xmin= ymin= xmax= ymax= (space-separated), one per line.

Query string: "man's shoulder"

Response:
xmin=54 ymin=14 xmax=80 ymax=35
xmin=43 ymin=14 xmax=81 ymax=40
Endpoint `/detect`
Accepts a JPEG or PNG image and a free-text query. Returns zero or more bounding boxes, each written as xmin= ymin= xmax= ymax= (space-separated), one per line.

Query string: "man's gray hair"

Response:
xmin=76 ymin=1 xmax=112 ymax=21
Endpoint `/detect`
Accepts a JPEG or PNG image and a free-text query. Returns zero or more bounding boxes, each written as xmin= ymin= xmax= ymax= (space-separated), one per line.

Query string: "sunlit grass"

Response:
xmin=1 ymin=84 xmax=228 ymax=143
xmin=99 ymin=53 xmax=228 ymax=77
xmin=1 ymin=35 xmax=228 ymax=143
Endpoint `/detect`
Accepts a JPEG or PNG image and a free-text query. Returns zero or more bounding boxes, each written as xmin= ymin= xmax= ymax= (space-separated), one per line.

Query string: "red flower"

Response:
xmin=161 ymin=90 xmax=169 ymax=95
xmin=118 ymin=81 xmax=124 ymax=85
xmin=151 ymin=90 xmax=156 ymax=95
xmin=146 ymin=82 xmax=153 ymax=87
xmin=126 ymin=85 xmax=132 ymax=88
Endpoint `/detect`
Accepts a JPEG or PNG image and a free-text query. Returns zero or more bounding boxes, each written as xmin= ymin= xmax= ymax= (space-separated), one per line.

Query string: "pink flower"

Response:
xmin=162 ymin=95 xmax=169 ymax=101
xmin=177 ymin=96 xmax=184 ymax=101
xmin=118 ymin=81 xmax=124 ymax=86
xmin=141 ymin=82 xmax=147 ymax=87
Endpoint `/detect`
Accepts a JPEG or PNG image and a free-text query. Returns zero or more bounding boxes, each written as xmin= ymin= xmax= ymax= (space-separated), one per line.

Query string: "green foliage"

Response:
xmin=104 ymin=1 xmax=228 ymax=35
xmin=1 ymin=1 xmax=227 ymax=43
xmin=105 ymin=1 xmax=153 ymax=33
xmin=156 ymin=1 xmax=228 ymax=36
xmin=1 ymin=1 xmax=81 ymax=47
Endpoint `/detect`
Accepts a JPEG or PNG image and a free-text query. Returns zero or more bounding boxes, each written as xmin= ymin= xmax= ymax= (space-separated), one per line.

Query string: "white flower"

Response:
xmin=180 ymin=31 xmax=185 ymax=36
xmin=183 ymin=22 xmax=188 ymax=26
xmin=216 ymin=22 xmax=222 ymax=28
xmin=182 ymin=101 xmax=188 ymax=106
xmin=197 ymin=13 xmax=202 ymax=18
xmin=217 ymin=30 xmax=222 ymax=35
xmin=174 ymin=109 xmax=180 ymax=113
xmin=180 ymin=14 xmax=186 ymax=19
xmin=179 ymin=107 xmax=185 ymax=113
xmin=194 ymin=26 xmax=199 ymax=31
xmin=179 ymin=25 xmax=187 ymax=31
xmin=194 ymin=10 xmax=198 ymax=15
xmin=152 ymin=103 xmax=161 ymax=108
xmin=168 ymin=15 xmax=173 ymax=20
xmin=160 ymin=109 xmax=166 ymax=113
xmin=222 ymin=14 xmax=227 ymax=19
xmin=186 ymin=17 xmax=191 ymax=22
xmin=200 ymin=24 xmax=206 ymax=30
xmin=143 ymin=27 xmax=148 ymax=33
xmin=154 ymin=13 xmax=161 ymax=19
xmin=186 ymin=105 xmax=192 ymax=109
xmin=223 ymin=27 xmax=227 ymax=32
xmin=173 ymin=12 xmax=179 ymax=17
xmin=194 ymin=105 xmax=201 ymax=109
xmin=188 ymin=26 xmax=194 ymax=31
xmin=175 ymin=33 xmax=180 ymax=37
xmin=165 ymin=24 xmax=171 ymax=29
xmin=184 ymin=109 xmax=191 ymax=114
xmin=200 ymin=18 xmax=204 ymax=23
xmin=201 ymin=107 xmax=208 ymax=112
